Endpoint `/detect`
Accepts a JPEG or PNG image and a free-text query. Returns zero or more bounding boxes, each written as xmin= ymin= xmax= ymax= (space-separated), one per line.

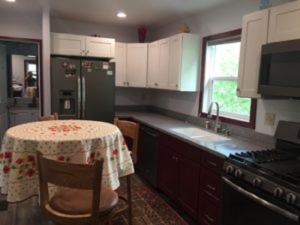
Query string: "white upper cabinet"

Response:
xmin=147 ymin=33 xmax=199 ymax=91
xmin=169 ymin=33 xmax=199 ymax=91
xmin=147 ymin=41 xmax=160 ymax=88
xmin=85 ymin=37 xmax=115 ymax=58
xmin=168 ymin=35 xmax=182 ymax=90
xmin=51 ymin=33 xmax=115 ymax=58
xmin=114 ymin=42 xmax=127 ymax=87
xmin=51 ymin=33 xmax=85 ymax=56
xmin=268 ymin=1 xmax=300 ymax=43
xmin=126 ymin=43 xmax=148 ymax=88
xmin=237 ymin=9 xmax=269 ymax=99
xmin=157 ymin=38 xmax=170 ymax=89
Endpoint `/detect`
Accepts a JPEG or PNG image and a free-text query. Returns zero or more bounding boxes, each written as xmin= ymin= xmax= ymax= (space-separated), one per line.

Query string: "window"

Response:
xmin=200 ymin=30 xmax=256 ymax=128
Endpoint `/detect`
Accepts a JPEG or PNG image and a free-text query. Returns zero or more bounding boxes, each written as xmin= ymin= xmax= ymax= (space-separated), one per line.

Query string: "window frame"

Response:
xmin=199 ymin=29 xmax=257 ymax=129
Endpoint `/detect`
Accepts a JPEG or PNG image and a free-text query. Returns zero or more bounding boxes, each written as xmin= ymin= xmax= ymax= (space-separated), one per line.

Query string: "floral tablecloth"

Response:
xmin=0 ymin=120 xmax=134 ymax=202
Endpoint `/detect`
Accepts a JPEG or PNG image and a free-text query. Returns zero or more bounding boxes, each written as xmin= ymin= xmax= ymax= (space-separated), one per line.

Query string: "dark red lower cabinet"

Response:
xmin=158 ymin=144 xmax=179 ymax=202
xmin=177 ymin=157 xmax=201 ymax=219
xmin=199 ymin=197 xmax=220 ymax=225
xmin=157 ymin=132 xmax=224 ymax=224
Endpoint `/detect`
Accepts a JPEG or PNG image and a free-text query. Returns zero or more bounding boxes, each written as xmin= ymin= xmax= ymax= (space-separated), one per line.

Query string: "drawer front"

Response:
xmin=201 ymin=170 xmax=221 ymax=202
xmin=159 ymin=133 xmax=202 ymax=163
xmin=199 ymin=198 xmax=220 ymax=225
xmin=202 ymin=151 xmax=224 ymax=173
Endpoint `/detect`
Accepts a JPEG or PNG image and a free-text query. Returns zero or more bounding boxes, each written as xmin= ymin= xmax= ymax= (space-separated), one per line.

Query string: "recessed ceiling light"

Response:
xmin=5 ymin=0 xmax=16 ymax=2
xmin=117 ymin=11 xmax=127 ymax=18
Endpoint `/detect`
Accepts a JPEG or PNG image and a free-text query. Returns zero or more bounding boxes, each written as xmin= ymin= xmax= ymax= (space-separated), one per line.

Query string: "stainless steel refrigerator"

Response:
xmin=51 ymin=57 xmax=115 ymax=123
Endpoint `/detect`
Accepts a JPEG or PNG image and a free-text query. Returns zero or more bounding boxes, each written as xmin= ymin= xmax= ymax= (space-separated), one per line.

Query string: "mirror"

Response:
xmin=12 ymin=55 xmax=38 ymax=98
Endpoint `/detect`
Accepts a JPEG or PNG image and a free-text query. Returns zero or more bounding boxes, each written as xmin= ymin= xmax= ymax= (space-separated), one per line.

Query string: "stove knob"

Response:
xmin=286 ymin=193 xmax=297 ymax=205
xmin=234 ymin=169 xmax=243 ymax=178
xmin=225 ymin=165 xmax=234 ymax=174
xmin=252 ymin=178 xmax=262 ymax=187
xmin=273 ymin=187 xmax=284 ymax=198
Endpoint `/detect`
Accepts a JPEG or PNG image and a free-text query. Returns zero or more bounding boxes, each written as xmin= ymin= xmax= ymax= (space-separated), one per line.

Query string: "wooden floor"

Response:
xmin=0 ymin=197 xmax=53 ymax=225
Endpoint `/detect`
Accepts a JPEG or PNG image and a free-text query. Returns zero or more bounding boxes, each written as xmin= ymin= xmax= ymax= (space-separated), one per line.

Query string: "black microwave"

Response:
xmin=258 ymin=40 xmax=300 ymax=98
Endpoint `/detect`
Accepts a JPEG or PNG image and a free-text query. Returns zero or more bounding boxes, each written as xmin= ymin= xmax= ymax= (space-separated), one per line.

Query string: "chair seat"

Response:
xmin=49 ymin=187 xmax=118 ymax=215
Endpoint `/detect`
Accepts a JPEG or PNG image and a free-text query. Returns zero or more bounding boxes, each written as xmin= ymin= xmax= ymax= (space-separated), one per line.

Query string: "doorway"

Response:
xmin=0 ymin=37 xmax=42 ymax=142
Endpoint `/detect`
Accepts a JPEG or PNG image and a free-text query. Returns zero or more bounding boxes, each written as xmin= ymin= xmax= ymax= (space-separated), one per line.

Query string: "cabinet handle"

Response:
xmin=206 ymin=184 xmax=216 ymax=191
xmin=127 ymin=82 xmax=129 ymax=86
xmin=207 ymin=160 xmax=217 ymax=167
xmin=123 ymin=81 xmax=126 ymax=86
xmin=155 ymin=83 xmax=158 ymax=86
xmin=175 ymin=84 xmax=178 ymax=88
xmin=204 ymin=214 xmax=215 ymax=223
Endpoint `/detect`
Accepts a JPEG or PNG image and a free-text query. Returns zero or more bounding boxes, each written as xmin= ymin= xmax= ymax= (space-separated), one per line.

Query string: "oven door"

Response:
xmin=222 ymin=177 xmax=300 ymax=225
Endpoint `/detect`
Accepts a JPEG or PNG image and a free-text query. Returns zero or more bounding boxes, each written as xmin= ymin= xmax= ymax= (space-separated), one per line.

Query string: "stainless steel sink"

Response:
xmin=171 ymin=127 xmax=231 ymax=142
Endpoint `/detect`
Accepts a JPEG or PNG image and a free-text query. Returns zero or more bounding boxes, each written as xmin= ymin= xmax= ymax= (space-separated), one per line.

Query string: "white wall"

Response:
xmin=50 ymin=17 xmax=138 ymax=43
xmin=0 ymin=11 xmax=42 ymax=39
xmin=43 ymin=9 xmax=51 ymax=115
xmin=149 ymin=0 xmax=300 ymax=136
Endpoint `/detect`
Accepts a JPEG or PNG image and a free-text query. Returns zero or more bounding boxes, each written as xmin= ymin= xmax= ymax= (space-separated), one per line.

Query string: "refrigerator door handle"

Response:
xmin=82 ymin=75 xmax=86 ymax=119
xmin=77 ymin=75 xmax=81 ymax=119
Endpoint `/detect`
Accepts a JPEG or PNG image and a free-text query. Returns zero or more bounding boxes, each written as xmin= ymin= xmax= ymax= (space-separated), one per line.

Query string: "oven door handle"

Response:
xmin=222 ymin=177 xmax=299 ymax=222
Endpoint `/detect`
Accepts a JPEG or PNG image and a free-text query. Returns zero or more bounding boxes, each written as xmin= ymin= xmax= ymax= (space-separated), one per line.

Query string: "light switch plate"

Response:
xmin=264 ymin=113 xmax=276 ymax=126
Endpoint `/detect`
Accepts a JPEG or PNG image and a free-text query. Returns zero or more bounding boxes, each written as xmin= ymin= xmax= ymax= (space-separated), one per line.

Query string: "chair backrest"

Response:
xmin=114 ymin=118 xmax=139 ymax=163
xmin=37 ymin=151 xmax=103 ymax=224
xmin=39 ymin=112 xmax=59 ymax=121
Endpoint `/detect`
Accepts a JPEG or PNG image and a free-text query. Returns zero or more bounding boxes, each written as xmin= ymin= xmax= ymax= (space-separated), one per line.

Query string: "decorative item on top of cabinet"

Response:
xmin=51 ymin=33 xmax=115 ymax=58
xmin=138 ymin=26 xmax=148 ymax=43
xmin=126 ymin=43 xmax=148 ymax=88
xmin=268 ymin=0 xmax=300 ymax=43
xmin=237 ymin=9 xmax=269 ymax=98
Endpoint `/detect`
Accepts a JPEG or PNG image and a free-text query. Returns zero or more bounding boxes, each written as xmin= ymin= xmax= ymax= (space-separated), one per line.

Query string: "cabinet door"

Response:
xmin=237 ymin=10 xmax=268 ymax=98
xmin=126 ymin=43 xmax=148 ymax=87
xmin=147 ymin=41 xmax=160 ymax=88
xmin=157 ymin=38 xmax=170 ymax=89
xmin=168 ymin=35 xmax=182 ymax=90
xmin=85 ymin=37 xmax=115 ymax=58
xmin=51 ymin=33 xmax=85 ymax=56
xmin=158 ymin=144 xmax=179 ymax=201
xmin=177 ymin=157 xmax=201 ymax=219
xmin=269 ymin=1 xmax=300 ymax=43
xmin=114 ymin=42 xmax=127 ymax=87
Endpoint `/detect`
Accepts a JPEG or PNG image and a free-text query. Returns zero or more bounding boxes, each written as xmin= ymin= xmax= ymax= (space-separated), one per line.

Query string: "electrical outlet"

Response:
xmin=264 ymin=113 xmax=276 ymax=126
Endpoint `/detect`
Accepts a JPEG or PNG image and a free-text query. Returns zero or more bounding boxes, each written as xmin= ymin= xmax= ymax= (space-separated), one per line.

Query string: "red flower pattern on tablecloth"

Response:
xmin=48 ymin=125 xmax=82 ymax=133
xmin=58 ymin=156 xmax=65 ymax=161
xmin=15 ymin=158 xmax=24 ymax=164
xmin=4 ymin=152 xmax=12 ymax=159
xmin=0 ymin=153 xmax=3 ymax=159
xmin=3 ymin=165 xmax=10 ymax=174
xmin=26 ymin=168 xmax=35 ymax=177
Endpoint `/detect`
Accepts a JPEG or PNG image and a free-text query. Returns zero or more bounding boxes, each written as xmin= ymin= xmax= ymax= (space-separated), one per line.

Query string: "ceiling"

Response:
xmin=0 ymin=0 xmax=238 ymax=27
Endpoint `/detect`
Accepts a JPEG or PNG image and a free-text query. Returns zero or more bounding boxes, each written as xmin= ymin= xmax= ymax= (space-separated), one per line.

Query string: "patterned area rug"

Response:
xmin=0 ymin=175 xmax=189 ymax=225
xmin=114 ymin=175 xmax=188 ymax=225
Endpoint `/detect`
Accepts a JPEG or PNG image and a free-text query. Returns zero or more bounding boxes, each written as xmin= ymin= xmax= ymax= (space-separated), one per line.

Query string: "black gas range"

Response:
xmin=222 ymin=121 xmax=300 ymax=225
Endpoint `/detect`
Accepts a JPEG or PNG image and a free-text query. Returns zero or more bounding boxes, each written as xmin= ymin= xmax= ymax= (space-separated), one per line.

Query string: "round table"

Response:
xmin=0 ymin=120 xmax=134 ymax=203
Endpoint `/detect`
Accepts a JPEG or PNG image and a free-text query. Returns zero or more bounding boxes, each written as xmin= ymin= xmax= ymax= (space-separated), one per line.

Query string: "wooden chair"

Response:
xmin=39 ymin=112 xmax=59 ymax=121
xmin=114 ymin=118 xmax=140 ymax=164
xmin=37 ymin=152 xmax=129 ymax=225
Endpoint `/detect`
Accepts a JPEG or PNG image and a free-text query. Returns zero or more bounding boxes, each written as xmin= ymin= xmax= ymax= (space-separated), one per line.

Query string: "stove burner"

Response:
xmin=234 ymin=149 xmax=295 ymax=164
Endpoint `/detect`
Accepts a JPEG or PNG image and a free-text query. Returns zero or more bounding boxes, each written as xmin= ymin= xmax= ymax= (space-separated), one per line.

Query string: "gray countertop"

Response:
xmin=116 ymin=111 xmax=274 ymax=158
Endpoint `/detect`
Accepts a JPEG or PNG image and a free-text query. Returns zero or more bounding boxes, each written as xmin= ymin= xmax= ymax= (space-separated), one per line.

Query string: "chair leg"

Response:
xmin=127 ymin=175 xmax=133 ymax=225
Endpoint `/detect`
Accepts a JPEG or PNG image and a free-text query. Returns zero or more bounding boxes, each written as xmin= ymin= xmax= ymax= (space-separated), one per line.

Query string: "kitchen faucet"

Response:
xmin=207 ymin=102 xmax=221 ymax=133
